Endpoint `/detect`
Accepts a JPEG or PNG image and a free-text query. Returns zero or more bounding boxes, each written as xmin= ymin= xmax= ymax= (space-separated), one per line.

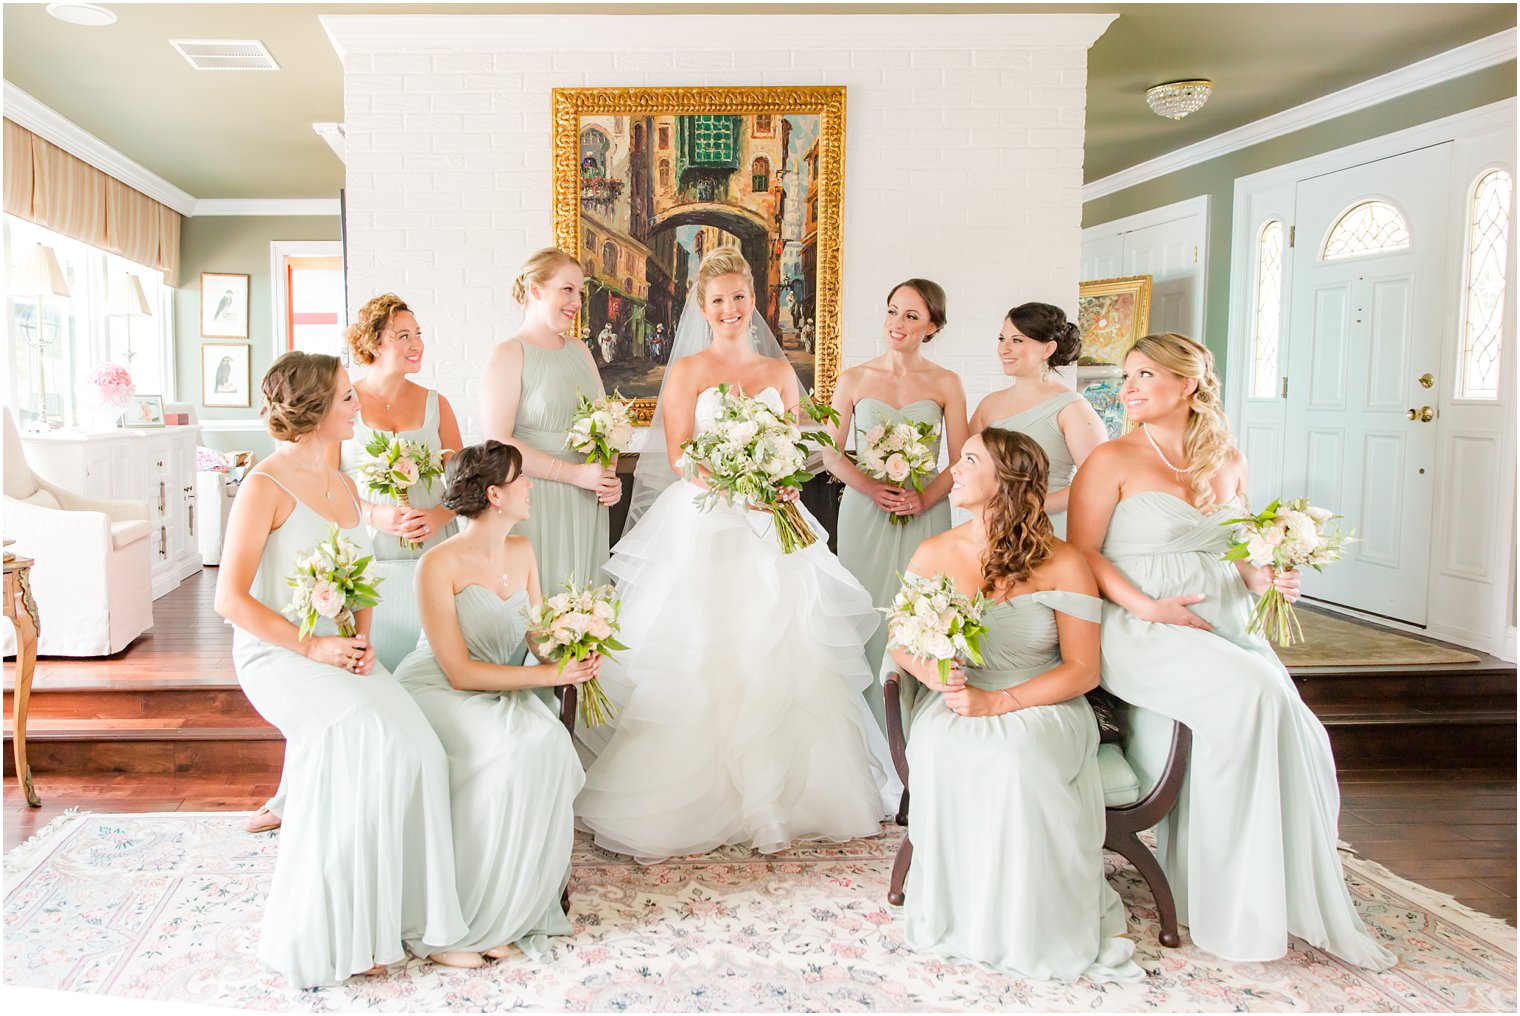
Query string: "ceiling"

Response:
xmin=2 ymin=2 xmax=1514 ymax=200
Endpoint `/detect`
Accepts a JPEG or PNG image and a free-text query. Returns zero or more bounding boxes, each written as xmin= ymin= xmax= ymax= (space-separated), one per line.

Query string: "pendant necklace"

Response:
xmin=1141 ymin=424 xmax=1187 ymax=474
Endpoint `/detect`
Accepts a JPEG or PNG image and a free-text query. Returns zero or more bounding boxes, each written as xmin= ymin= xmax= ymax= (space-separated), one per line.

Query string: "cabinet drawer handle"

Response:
xmin=158 ymin=480 xmax=166 ymax=514
xmin=159 ymin=525 xmax=168 ymax=559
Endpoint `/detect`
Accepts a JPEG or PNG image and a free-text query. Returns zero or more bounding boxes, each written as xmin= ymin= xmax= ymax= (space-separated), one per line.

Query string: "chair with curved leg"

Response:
xmin=882 ymin=670 xmax=1191 ymax=947
xmin=554 ymin=684 xmax=578 ymax=913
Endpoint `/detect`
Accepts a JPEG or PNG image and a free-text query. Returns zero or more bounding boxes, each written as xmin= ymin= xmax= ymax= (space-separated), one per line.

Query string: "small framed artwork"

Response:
xmin=1077 ymin=275 xmax=1153 ymax=365
xmin=201 ymin=272 xmax=250 ymax=339
xmin=128 ymin=394 xmax=165 ymax=427
xmin=202 ymin=343 xmax=252 ymax=408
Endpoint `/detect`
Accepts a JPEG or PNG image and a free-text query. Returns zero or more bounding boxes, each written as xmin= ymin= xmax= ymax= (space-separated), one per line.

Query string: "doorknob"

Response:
xmin=1418 ymin=372 xmax=1434 ymax=388
xmin=1405 ymin=406 xmax=1436 ymax=422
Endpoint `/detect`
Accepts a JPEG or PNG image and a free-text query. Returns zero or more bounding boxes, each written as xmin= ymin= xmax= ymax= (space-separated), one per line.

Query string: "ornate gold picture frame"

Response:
xmin=1077 ymin=274 xmax=1153 ymax=366
xmin=552 ymin=87 xmax=847 ymax=423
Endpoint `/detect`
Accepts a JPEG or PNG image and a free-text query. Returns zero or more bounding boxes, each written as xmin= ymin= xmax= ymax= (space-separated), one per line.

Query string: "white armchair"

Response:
xmin=3 ymin=410 xmax=154 ymax=656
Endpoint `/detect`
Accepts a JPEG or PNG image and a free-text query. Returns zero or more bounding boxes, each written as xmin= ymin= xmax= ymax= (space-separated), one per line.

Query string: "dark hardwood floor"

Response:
xmin=5 ymin=568 xmax=1516 ymax=928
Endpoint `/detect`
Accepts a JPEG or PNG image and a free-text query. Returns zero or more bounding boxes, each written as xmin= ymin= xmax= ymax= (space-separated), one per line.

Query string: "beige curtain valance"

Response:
xmin=4 ymin=118 xmax=180 ymax=285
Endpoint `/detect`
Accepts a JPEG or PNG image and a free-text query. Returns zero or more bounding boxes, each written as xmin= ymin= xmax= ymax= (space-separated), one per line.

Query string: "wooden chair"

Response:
xmin=882 ymin=671 xmax=1192 ymax=948
xmin=554 ymin=685 xmax=578 ymax=913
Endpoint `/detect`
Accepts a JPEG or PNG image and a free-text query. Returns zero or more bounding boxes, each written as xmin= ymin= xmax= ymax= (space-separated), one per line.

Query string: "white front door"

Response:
xmin=1283 ymin=143 xmax=1453 ymax=625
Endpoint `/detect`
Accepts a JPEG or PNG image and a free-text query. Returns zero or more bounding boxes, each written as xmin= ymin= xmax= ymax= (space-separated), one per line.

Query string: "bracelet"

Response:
xmin=1000 ymin=689 xmax=1025 ymax=711
xmin=549 ymin=459 xmax=561 ymax=482
xmin=364 ymin=502 xmax=375 ymax=526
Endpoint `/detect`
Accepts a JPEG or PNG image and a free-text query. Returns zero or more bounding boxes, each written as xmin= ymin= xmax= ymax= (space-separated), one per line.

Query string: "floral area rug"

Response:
xmin=4 ymin=812 xmax=1515 ymax=1012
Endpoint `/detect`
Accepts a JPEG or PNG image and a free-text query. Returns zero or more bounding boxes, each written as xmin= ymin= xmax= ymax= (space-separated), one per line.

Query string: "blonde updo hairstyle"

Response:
xmin=513 ymin=247 xmax=580 ymax=305
xmin=694 ymin=248 xmax=754 ymax=304
xmin=977 ymin=428 xmax=1055 ymax=595
xmin=261 ymin=351 xmax=342 ymax=443
xmin=1128 ymin=332 xmax=1232 ymax=513
xmin=345 ymin=293 xmax=410 ymax=366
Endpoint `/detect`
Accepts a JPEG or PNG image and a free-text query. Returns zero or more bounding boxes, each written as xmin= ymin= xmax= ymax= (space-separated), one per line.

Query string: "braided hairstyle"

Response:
xmin=977 ymin=428 xmax=1055 ymax=595
xmin=1128 ymin=332 xmax=1232 ymax=513
xmin=1007 ymin=302 xmax=1082 ymax=367
xmin=440 ymin=440 xmax=523 ymax=518
xmin=261 ymin=352 xmax=341 ymax=442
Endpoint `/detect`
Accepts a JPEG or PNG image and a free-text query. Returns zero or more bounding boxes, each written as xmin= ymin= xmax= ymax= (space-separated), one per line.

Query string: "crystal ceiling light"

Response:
xmin=1145 ymin=80 xmax=1213 ymax=120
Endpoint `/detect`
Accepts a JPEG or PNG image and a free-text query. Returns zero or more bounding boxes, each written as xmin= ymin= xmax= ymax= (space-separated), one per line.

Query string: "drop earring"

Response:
xmin=1041 ymin=359 xmax=1052 ymax=381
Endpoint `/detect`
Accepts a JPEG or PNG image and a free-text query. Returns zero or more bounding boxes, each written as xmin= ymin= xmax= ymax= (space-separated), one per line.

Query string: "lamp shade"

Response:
xmin=109 ymin=273 xmax=153 ymax=316
xmin=9 ymin=244 xmax=71 ymax=299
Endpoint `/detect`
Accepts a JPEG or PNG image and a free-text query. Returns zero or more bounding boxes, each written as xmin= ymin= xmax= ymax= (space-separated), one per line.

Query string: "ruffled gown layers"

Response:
xmin=231 ymin=479 xmax=465 ymax=989
xmin=341 ymin=388 xmax=459 ymax=672
xmin=394 ymin=587 xmax=583 ymax=956
xmin=514 ymin=340 xmax=610 ymax=591
xmin=837 ymin=398 xmax=952 ymax=730
xmin=901 ymin=587 xmax=1143 ymax=982
xmin=991 ymin=391 xmax=1083 ymax=539
xmin=576 ymin=386 xmax=895 ymax=862
xmin=1098 ymin=491 xmax=1396 ymax=969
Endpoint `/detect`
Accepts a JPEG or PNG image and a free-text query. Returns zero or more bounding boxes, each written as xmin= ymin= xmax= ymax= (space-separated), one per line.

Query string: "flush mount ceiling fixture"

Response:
xmin=1145 ymin=79 xmax=1214 ymax=120
xmin=170 ymin=39 xmax=279 ymax=72
xmin=45 ymin=3 xmax=116 ymax=26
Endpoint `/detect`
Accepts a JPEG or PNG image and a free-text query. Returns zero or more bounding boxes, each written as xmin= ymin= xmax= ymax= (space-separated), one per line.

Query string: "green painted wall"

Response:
xmin=174 ymin=215 xmax=340 ymax=455
xmin=1082 ymin=61 xmax=1517 ymax=380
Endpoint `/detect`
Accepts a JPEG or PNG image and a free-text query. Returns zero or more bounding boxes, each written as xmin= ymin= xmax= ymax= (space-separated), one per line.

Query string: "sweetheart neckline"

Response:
xmin=855 ymin=396 xmax=941 ymax=414
xmin=1118 ymin=489 xmax=1242 ymax=516
xmin=457 ymin=584 xmax=530 ymax=605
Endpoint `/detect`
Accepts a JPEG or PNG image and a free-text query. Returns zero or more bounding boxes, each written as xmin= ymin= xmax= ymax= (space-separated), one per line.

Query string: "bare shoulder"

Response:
xmin=908 ymin=524 xmax=965 ymax=572
xmin=928 ymin=360 xmax=965 ymax=393
xmin=1080 ymin=436 xmax=1129 ymax=468
xmin=1041 ymin=540 xmax=1098 ymax=590
xmin=485 ymin=337 xmax=524 ymax=370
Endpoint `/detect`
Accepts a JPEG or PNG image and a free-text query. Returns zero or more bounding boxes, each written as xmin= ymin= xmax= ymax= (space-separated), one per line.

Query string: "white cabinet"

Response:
xmin=21 ymin=426 xmax=203 ymax=599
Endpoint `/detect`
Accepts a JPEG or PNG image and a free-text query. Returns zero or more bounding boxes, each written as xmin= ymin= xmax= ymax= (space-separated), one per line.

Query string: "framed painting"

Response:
xmin=552 ymin=87 xmax=847 ymax=423
xmin=1077 ymin=275 xmax=1153 ymax=366
xmin=202 ymin=343 xmax=251 ymax=408
xmin=128 ymin=393 xmax=165 ymax=427
xmin=201 ymin=272 xmax=250 ymax=339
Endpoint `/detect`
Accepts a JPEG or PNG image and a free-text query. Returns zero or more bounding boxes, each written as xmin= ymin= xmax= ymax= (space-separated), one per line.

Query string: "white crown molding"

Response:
xmin=3 ymin=82 xmax=198 ymax=216
xmin=321 ymin=12 xmax=1116 ymax=58
xmin=193 ymin=199 xmax=342 ymax=217
xmin=1083 ymin=28 xmax=1518 ymax=202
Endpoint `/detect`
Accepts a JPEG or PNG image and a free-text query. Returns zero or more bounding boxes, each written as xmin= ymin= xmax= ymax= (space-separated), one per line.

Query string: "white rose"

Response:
xmin=729 ymin=420 xmax=760 ymax=446
xmin=588 ymin=617 xmax=613 ymax=640
xmin=1261 ymin=526 xmax=1285 ymax=546
xmin=863 ymin=424 xmax=886 ymax=446
xmin=924 ymin=632 xmax=955 ymax=660
xmin=393 ymin=457 xmax=419 ymax=487
xmin=608 ymin=424 xmax=634 ymax=450
xmin=1305 ymin=505 xmax=1333 ymax=524
xmin=547 ymin=593 xmax=573 ymax=613
xmin=590 ymin=409 xmax=613 ymax=431
xmin=1245 ymin=535 xmax=1276 ymax=567
xmin=1285 ymin=512 xmax=1319 ymax=547
xmin=884 ymin=453 xmax=911 ymax=483
xmin=892 ymin=423 xmax=917 ymax=445
xmin=592 ymin=599 xmax=615 ymax=620
xmin=311 ymin=579 xmax=344 ymax=619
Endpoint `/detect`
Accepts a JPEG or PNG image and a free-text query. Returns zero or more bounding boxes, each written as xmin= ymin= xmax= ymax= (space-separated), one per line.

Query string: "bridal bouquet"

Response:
xmin=283 ymin=525 xmax=382 ymax=640
xmin=359 ymin=431 xmax=445 ymax=549
xmin=680 ymin=384 xmax=839 ymax=554
xmin=1221 ymin=497 xmax=1353 ymax=647
xmin=856 ymin=419 xmax=940 ymax=525
xmin=565 ymin=391 xmax=635 ymax=468
xmin=524 ymin=580 xmax=628 ymax=727
xmin=882 ymin=571 xmax=991 ymax=684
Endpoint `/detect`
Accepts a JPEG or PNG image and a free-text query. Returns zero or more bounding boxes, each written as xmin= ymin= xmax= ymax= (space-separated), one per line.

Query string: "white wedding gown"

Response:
xmin=577 ymin=387 xmax=898 ymax=862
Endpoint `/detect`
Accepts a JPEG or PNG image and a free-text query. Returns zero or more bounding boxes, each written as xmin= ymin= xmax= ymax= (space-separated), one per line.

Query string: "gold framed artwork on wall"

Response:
xmin=1077 ymin=274 xmax=1153 ymax=366
xmin=551 ymin=86 xmax=847 ymax=424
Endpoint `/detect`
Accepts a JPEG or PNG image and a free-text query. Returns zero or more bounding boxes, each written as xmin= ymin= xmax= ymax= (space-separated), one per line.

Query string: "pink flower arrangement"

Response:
xmin=84 ymin=363 xmax=135 ymax=411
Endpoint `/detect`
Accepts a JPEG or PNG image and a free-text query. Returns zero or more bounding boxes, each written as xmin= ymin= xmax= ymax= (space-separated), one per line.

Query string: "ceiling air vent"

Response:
xmin=170 ymin=40 xmax=279 ymax=71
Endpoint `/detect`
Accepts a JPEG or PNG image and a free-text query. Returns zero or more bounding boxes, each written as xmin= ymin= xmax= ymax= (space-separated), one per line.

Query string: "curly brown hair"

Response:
xmin=977 ymin=428 xmax=1054 ymax=596
xmin=345 ymin=293 xmax=411 ymax=366
xmin=261 ymin=352 xmax=342 ymax=442
xmin=441 ymin=440 xmax=524 ymax=518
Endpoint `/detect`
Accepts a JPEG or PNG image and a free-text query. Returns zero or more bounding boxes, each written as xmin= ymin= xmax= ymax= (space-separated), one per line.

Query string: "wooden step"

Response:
xmin=4 ymin=721 xmax=284 ymax=777
xmin=5 ymin=684 xmax=269 ymax=728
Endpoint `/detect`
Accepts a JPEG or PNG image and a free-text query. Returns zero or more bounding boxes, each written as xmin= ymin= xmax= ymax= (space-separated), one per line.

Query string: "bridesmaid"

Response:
xmin=969 ymin=302 xmax=1108 ymax=538
xmin=889 ymin=428 xmax=1142 ymax=983
xmin=1067 ymin=332 xmax=1396 ymax=969
xmin=482 ymin=247 xmax=621 ymax=596
xmin=215 ymin=352 xmax=466 ymax=988
xmin=393 ymin=441 xmax=596 ymax=966
xmin=826 ymin=279 xmax=967 ymax=729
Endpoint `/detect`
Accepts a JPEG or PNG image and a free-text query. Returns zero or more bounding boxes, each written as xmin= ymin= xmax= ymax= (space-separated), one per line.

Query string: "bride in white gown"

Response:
xmin=576 ymin=248 xmax=896 ymax=862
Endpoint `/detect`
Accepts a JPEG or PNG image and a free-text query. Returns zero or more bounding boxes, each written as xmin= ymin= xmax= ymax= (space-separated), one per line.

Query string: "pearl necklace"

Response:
xmin=1141 ymin=424 xmax=1187 ymax=474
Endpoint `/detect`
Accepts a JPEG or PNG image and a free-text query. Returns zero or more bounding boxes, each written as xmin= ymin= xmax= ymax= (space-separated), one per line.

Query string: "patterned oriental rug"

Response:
xmin=4 ymin=813 xmax=1515 ymax=1012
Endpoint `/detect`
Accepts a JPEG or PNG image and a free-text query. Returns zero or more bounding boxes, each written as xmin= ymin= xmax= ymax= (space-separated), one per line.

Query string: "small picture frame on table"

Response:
xmin=202 ymin=343 xmax=252 ymax=408
xmin=128 ymin=394 xmax=165 ymax=427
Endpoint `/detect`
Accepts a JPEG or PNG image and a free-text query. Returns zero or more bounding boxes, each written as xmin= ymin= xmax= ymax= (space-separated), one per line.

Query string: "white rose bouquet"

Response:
xmin=1221 ymin=497 xmax=1353 ymax=647
xmin=882 ymin=571 xmax=991 ymax=685
xmin=565 ymin=391 xmax=635 ymax=469
xmin=359 ymin=431 xmax=445 ymax=550
xmin=524 ymin=580 xmax=628 ymax=727
xmin=283 ymin=525 xmax=383 ymax=640
xmin=856 ymin=418 xmax=941 ymax=526
xmin=680 ymin=384 xmax=840 ymax=554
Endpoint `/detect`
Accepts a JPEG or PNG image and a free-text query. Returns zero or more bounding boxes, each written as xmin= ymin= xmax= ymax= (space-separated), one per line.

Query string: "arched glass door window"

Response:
xmin=1322 ymin=200 xmax=1410 ymax=260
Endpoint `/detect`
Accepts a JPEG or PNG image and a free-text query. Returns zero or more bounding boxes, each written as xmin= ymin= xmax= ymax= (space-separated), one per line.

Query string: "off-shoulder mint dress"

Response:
xmin=393 ymin=585 xmax=583 ymax=955
xmin=1098 ymin=492 xmax=1396 ymax=969
xmin=838 ymin=398 xmax=952 ymax=731
xmin=898 ymin=581 xmax=1143 ymax=982
xmin=991 ymin=390 xmax=1084 ymax=539
xmin=513 ymin=340 xmax=610 ymax=592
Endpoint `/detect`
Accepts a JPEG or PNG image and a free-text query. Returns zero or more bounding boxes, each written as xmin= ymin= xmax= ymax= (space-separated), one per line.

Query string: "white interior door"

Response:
xmin=1283 ymin=143 xmax=1453 ymax=625
xmin=1124 ymin=215 xmax=1200 ymax=336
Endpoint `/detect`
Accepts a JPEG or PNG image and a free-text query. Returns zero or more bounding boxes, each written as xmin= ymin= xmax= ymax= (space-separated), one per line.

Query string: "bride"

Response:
xmin=576 ymin=248 xmax=896 ymax=862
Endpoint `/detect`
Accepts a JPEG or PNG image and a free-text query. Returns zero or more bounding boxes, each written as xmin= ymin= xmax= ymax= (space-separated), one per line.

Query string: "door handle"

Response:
xmin=1418 ymin=372 xmax=1434 ymax=389
xmin=1405 ymin=406 xmax=1436 ymax=422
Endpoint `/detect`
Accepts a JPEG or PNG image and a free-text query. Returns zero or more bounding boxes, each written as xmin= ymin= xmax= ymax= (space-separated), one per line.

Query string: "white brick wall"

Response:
xmin=332 ymin=13 xmax=1111 ymax=440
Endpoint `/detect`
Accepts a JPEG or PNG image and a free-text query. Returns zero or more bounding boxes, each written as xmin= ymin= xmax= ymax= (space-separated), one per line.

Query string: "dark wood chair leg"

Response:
xmin=1107 ymin=829 xmax=1180 ymax=947
xmin=888 ymin=836 xmax=913 ymax=907
xmin=895 ymin=787 xmax=910 ymax=827
xmin=555 ymin=685 xmax=578 ymax=735
xmin=561 ymin=887 xmax=571 ymax=914
xmin=1103 ymin=719 xmax=1192 ymax=948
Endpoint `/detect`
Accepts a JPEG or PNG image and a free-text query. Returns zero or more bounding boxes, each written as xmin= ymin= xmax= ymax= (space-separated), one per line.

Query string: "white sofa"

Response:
xmin=3 ymin=410 xmax=154 ymax=656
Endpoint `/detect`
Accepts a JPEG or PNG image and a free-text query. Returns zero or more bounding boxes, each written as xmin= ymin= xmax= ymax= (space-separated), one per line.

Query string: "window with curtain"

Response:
xmin=1458 ymin=169 xmax=1512 ymax=401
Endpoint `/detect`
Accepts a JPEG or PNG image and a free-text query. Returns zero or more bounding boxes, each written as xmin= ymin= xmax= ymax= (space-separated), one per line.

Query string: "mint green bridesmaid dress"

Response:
xmin=1098 ymin=492 xmax=1396 ymax=968
xmin=899 ymin=582 xmax=1143 ymax=982
xmin=394 ymin=586 xmax=583 ymax=956
xmin=341 ymin=388 xmax=459 ymax=672
xmin=513 ymin=340 xmax=610 ymax=592
xmin=990 ymin=390 xmax=1084 ymax=539
xmin=837 ymin=398 xmax=952 ymax=731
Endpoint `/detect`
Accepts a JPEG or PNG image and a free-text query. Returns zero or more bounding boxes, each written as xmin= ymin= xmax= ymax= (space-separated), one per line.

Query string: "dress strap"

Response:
xmin=1028 ymin=589 xmax=1102 ymax=623
xmin=423 ymin=388 xmax=440 ymax=433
